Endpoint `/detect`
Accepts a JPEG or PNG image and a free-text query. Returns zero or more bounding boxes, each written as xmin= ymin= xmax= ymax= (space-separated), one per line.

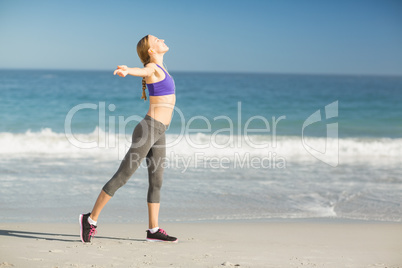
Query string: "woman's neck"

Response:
xmin=150 ymin=54 xmax=164 ymax=66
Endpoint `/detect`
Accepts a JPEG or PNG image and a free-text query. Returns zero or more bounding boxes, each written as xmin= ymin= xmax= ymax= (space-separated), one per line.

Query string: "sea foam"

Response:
xmin=0 ymin=128 xmax=400 ymax=166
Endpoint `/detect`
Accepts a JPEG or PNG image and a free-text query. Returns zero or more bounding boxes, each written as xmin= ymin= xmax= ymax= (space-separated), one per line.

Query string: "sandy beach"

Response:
xmin=0 ymin=220 xmax=401 ymax=268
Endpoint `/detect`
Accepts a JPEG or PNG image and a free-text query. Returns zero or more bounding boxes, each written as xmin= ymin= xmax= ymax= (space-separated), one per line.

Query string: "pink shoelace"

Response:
xmin=158 ymin=228 xmax=167 ymax=236
xmin=89 ymin=225 xmax=97 ymax=238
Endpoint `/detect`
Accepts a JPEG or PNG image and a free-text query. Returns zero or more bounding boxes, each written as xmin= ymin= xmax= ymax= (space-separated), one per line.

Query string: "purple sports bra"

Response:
xmin=146 ymin=64 xmax=175 ymax=96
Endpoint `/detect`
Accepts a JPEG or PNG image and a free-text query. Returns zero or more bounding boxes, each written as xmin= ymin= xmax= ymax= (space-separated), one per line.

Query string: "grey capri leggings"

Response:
xmin=102 ymin=114 xmax=168 ymax=203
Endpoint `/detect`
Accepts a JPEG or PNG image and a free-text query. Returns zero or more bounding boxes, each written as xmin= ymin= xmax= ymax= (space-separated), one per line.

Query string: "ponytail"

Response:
xmin=141 ymin=77 xmax=147 ymax=101
xmin=137 ymin=35 xmax=151 ymax=101
xmin=140 ymin=61 xmax=150 ymax=101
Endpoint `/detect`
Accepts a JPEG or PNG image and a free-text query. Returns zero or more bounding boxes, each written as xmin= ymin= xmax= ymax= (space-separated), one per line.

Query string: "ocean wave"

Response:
xmin=0 ymin=128 xmax=401 ymax=165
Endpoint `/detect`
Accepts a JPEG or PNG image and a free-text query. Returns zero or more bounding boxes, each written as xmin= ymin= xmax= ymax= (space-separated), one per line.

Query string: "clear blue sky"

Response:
xmin=0 ymin=0 xmax=401 ymax=75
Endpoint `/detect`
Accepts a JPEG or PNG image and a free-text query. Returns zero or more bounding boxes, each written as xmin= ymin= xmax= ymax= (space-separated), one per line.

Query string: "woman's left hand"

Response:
xmin=114 ymin=66 xmax=129 ymax=77
xmin=117 ymin=65 xmax=128 ymax=70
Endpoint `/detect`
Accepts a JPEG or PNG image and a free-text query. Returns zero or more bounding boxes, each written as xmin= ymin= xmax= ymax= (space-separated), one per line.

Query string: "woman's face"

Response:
xmin=149 ymin=35 xmax=169 ymax=54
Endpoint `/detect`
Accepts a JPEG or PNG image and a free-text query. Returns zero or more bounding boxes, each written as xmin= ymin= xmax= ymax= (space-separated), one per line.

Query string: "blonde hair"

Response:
xmin=136 ymin=35 xmax=151 ymax=100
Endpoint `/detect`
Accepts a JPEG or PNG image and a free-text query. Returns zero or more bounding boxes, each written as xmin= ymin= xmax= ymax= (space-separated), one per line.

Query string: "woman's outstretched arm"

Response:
xmin=113 ymin=65 xmax=155 ymax=78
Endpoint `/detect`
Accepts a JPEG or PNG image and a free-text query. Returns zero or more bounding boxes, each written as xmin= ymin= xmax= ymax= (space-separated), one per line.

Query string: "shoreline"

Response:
xmin=1 ymin=215 xmax=400 ymax=225
xmin=1 ymin=221 xmax=401 ymax=268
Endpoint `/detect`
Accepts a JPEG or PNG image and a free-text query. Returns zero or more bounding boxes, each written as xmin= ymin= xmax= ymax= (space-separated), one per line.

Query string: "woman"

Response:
xmin=80 ymin=35 xmax=177 ymax=243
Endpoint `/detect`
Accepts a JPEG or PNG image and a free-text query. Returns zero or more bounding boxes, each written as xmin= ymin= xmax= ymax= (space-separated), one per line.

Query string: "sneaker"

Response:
xmin=146 ymin=228 xmax=178 ymax=242
xmin=79 ymin=213 xmax=97 ymax=243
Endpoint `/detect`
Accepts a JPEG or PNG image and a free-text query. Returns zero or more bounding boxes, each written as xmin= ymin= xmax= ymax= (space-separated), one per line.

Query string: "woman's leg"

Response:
xmin=146 ymin=128 xmax=166 ymax=229
xmin=90 ymin=118 xmax=162 ymax=221
xmin=148 ymin=202 xmax=160 ymax=229
xmin=142 ymin=121 xmax=177 ymax=242
xmin=90 ymin=190 xmax=111 ymax=221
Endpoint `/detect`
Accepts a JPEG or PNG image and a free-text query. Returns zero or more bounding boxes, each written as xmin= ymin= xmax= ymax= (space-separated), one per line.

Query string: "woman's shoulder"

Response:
xmin=146 ymin=63 xmax=163 ymax=75
xmin=144 ymin=63 xmax=164 ymax=82
xmin=145 ymin=62 xmax=158 ymax=69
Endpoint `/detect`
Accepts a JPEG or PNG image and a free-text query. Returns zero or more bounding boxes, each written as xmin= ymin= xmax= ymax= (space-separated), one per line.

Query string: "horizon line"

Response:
xmin=0 ymin=68 xmax=401 ymax=78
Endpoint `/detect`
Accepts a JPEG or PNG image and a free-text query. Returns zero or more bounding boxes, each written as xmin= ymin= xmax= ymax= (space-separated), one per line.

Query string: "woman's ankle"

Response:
xmin=89 ymin=213 xmax=98 ymax=222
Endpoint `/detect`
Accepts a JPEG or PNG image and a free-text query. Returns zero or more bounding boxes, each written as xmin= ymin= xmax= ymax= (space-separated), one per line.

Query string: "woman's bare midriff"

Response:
xmin=146 ymin=94 xmax=176 ymax=126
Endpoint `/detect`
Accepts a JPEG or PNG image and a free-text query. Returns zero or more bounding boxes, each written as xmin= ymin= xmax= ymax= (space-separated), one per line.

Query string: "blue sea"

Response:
xmin=0 ymin=69 xmax=401 ymax=223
